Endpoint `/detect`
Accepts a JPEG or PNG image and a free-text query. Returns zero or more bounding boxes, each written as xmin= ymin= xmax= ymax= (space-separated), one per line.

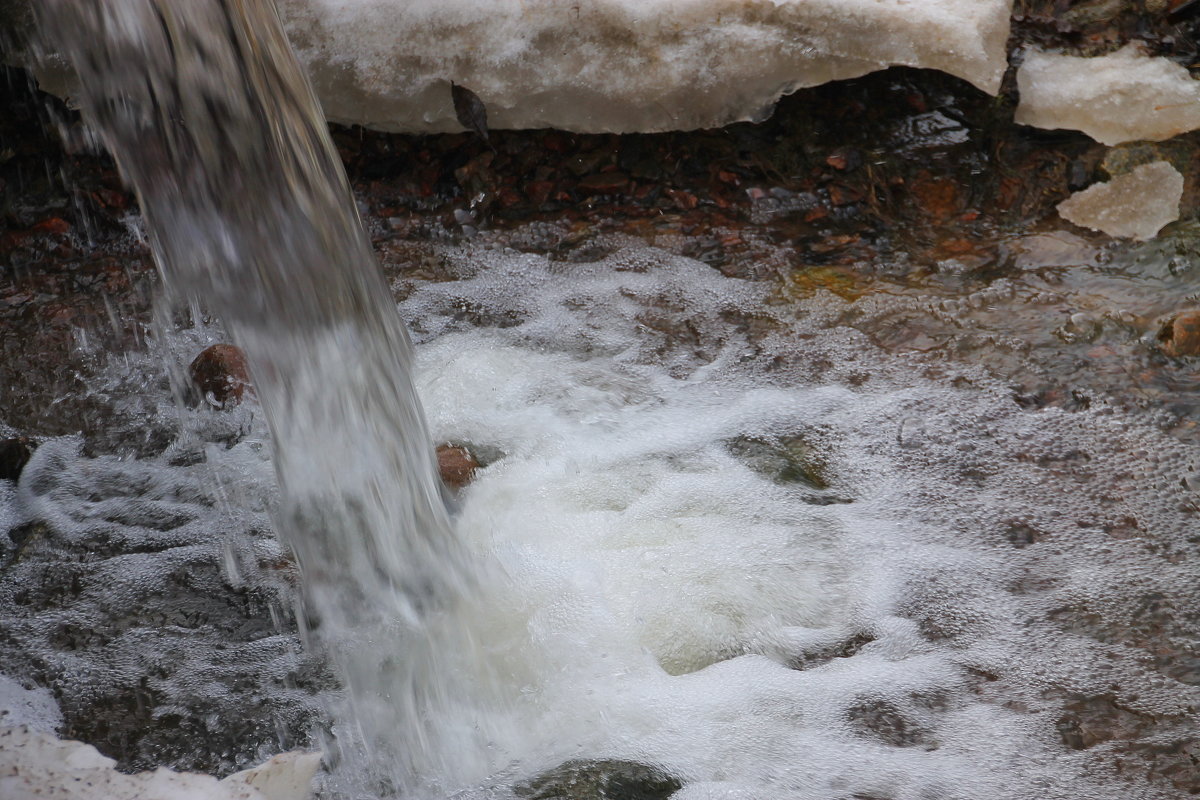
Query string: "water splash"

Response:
xmin=34 ymin=1 xmax=503 ymax=793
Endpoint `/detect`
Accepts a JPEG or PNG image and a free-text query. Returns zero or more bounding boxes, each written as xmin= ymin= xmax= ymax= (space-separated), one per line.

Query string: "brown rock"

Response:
xmin=436 ymin=444 xmax=479 ymax=489
xmin=0 ymin=437 xmax=35 ymax=482
xmin=578 ymin=172 xmax=630 ymax=195
xmin=910 ymin=172 xmax=961 ymax=221
xmin=189 ymin=344 xmax=252 ymax=407
xmin=1158 ymin=310 xmax=1200 ymax=357
xmin=32 ymin=217 xmax=70 ymax=234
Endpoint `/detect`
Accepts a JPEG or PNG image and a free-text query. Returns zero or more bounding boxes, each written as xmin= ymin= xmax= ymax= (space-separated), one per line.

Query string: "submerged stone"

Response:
xmin=1056 ymin=162 xmax=1183 ymax=241
xmin=515 ymin=759 xmax=682 ymax=800
xmin=1158 ymin=310 xmax=1200 ymax=357
xmin=1015 ymin=45 xmax=1200 ymax=145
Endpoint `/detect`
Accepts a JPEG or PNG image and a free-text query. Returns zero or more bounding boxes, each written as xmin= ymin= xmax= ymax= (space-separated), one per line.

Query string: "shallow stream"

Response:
xmin=1 ymin=3 xmax=1199 ymax=799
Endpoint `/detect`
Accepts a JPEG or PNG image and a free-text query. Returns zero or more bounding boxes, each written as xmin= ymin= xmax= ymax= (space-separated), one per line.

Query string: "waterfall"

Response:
xmin=34 ymin=1 xmax=503 ymax=794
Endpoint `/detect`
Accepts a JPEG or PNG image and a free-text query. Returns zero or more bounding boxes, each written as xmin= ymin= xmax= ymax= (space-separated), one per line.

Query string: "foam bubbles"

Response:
xmin=3 ymin=232 xmax=1198 ymax=798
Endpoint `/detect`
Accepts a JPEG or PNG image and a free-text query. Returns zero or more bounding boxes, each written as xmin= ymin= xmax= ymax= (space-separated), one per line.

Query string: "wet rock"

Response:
xmin=1056 ymin=162 xmax=1182 ymax=241
xmin=188 ymin=344 xmax=252 ymax=407
xmin=436 ymin=444 xmax=480 ymax=489
xmin=1056 ymin=695 xmax=1152 ymax=750
xmin=788 ymin=631 xmax=876 ymax=670
xmin=1158 ymin=310 xmax=1200 ymax=357
xmin=0 ymin=437 xmax=35 ymax=482
xmin=846 ymin=699 xmax=935 ymax=748
xmin=726 ymin=435 xmax=852 ymax=504
xmin=515 ymin=759 xmax=681 ymax=800
xmin=578 ymin=172 xmax=631 ymax=195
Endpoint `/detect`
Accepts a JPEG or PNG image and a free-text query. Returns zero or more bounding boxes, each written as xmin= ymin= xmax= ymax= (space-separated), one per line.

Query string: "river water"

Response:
xmin=1 ymin=2 xmax=1198 ymax=800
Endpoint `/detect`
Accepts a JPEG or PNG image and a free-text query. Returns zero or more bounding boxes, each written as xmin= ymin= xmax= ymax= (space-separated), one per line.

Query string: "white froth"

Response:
xmin=273 ymin=0 xmax=1012 ymax=132
xmin=397 ymin=239 xmax=1199 ymax=798
xmin=4 ymin=235 xmax=1198 ymax=799
xmin=1016 ymin=44 xmax=1200 ymax=145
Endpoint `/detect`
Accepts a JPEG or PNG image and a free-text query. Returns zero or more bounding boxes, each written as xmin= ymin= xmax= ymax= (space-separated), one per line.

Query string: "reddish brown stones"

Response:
xmin=1158 ymin=311 xmax=1200 ymax=357
xmin=188 ymin=344 xmax=252 ymax=407
xmin=578 ymin=172 xmax=631 ymax=195
xmin=436 ymin=444 xmax=480 ymax=489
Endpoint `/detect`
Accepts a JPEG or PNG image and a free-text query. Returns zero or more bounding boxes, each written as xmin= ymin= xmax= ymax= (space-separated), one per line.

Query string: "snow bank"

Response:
xmin=274 ymin=0 xmax=1013 ymax=133
xmin=0 ymin=727 xmax=320 ymax=800
xmin=1016 ymin=44 xmax=1200 ymax=145
xmin=1057 ymin=161 xmax=1183 ymax=240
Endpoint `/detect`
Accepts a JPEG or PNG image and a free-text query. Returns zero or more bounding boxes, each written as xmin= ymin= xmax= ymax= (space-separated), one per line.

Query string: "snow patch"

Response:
xmin=0 ymin=677 xmax=61 ymax=734
xmin=1056 ymin=161 xmax=1183 ymax=241
xmin=1016 ymin=44 xmax=1200 ymax=145
xmin=275 ymin=0 xmax=1013 ymax=133
xmin=0 ymin=728 xmax=320 ymax=800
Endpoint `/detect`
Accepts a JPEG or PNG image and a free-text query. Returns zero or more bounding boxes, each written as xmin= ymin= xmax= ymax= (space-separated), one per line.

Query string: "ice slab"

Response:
xmin=1016 ymin=44 xmax=1200 ymax=145
xmin=1056 ymin=161 xmax=1183 ymax=241
xmin=0 ymin=727 xmax=320 ymax=800
xmin=20 ymin=0 xmax=1013 ymax=133
xmin=272 ymin=0 xmax=1013 ymax=133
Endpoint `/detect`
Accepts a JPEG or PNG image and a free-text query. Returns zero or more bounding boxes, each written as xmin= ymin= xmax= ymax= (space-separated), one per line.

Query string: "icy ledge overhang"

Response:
xmin=275 ymin=0 xmax=1014 ymax=133
xmin=1016 ymin=44 xmax=1200 ymax=145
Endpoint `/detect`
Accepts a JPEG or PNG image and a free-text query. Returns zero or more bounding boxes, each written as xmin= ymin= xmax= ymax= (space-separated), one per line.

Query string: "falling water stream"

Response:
xmin=33 ymin=0 xmax=506 ymax=794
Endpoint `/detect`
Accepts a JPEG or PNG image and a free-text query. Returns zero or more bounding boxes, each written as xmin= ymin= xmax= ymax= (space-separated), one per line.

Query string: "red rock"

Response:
xmin=526 ymin=180 xmax=555 ymax=206
xmin=93 ymin=188 xmax=129 ymax=209
xmin=189 ymin=344 xmax=252 ymax=406
xmin=666 ymin=189 xmax=698 ymax=210
xmin=1159 ymin=311 xmax=1200 ymax=357
xmin=33 ymin=217 xmax=70 ymax=235
xmin=910 ymin=173 xmax=961 ymax=220
xmin=828 ymin=184 xmax=863 ymax=206
xmin=436 ymin=444 xmax=480 ymax=489
xmin=825 ymin=148 xmax=861 ymax=171
xmin=578 ymin=172 xmax=631 ymax=194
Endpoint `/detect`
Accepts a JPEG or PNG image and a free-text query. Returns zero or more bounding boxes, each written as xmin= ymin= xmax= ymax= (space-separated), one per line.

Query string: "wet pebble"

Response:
xmin=188 ymin=344 xmax=252 ymax=407
xmin=1158 ymin=310 xmax=1200 ymax=357
xmin=436 ymin=444 xmax=480 ymax=489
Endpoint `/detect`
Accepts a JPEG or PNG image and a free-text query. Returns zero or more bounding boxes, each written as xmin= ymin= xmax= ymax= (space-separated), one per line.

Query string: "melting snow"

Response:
xmin=1056 ymin=161 xmax=1183 ymax=241
xmin=274 ymin=0 xmax=1014 ymax=133
xmin=1016 ymin=44 xmax=1200 ymax=145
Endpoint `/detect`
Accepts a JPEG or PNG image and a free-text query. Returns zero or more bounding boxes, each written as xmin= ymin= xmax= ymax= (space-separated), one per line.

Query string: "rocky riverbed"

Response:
xmin=2 ymin=3 xmax=1200 ymax=798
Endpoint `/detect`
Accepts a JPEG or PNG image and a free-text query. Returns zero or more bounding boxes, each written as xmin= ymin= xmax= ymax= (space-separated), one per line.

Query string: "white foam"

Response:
xmin=392 ymin=237 xmax=1199 ymax=798
xmin=4 ymin=235 xmax=1198 ymax=799
xmin=275 ymin=0 xmax=1012 ymax=132
xmin=1016 ymin=44 xmax=1200 ymax=145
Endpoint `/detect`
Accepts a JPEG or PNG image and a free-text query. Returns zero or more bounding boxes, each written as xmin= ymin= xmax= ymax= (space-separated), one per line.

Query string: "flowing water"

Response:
xmin=30 ymin=0 xmax=507 ymax=794
xmin=2 ymin=3 xmax=1199 ymax=800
